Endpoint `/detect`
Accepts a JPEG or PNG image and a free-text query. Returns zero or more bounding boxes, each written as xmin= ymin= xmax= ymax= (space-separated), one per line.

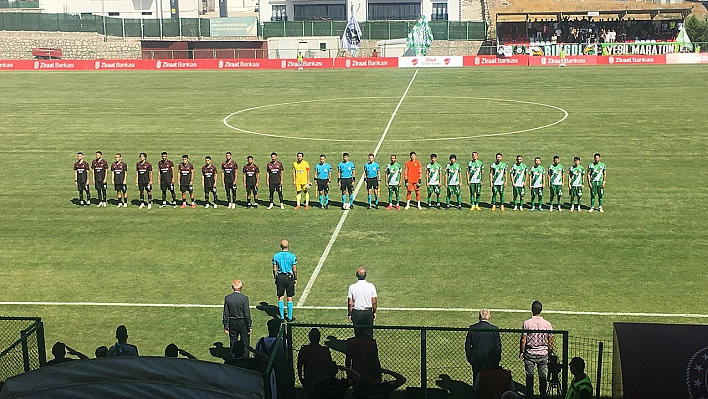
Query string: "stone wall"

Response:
xmin=0 ymin=31 xmax=141 ymax=59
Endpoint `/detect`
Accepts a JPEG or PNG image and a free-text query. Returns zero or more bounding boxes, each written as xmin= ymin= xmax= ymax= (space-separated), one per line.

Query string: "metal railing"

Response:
xmin=286 ymin=324 xmax=570 ymax=399
xmin=0 ymin=317 xmax=45 ymax=382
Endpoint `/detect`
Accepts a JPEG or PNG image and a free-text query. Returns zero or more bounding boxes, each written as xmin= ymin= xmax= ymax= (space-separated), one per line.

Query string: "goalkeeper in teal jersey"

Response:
xmin=384 ymin=154 xmax=402 ymax=210
xmin=510 ymin=155 xmax=528 ymax=211
xmin=529 ymin=157 xmax=546 ymax=211
xmin=466 ymin=151 xmax=483 ymax=211
xmin=547 ymin=155 xmax=564 ymax=212
xmin=568 ymin=157 xmax=584 ymax=212
xmin=445 ymin=154 xmax=462 ymax=209
xmin=587 ymin=153 xmax=606 ymax=213
xmin=489 ymin=153 xmax=508 ymax=211
xmin=426 ymin=154 xmax=443 ymax=209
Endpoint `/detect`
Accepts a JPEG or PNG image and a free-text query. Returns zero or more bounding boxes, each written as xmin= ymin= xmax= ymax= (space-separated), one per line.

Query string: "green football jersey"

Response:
xmin=445 ymin=162 xmax=462 ymax=186
xmin=426 ymin=162 xmax=442 ymax=185
xmin=385 ymin=162 xmax=402 ymax=185
xmin=529 ymin=165 xmax=545 ymax=188
xmin=467 ymin=160 xmax=483 ymax=184
xmin=510 ymin=163 xmax=528 ymax=187
xmin=490 ymin=162 xmax=507 ymax=185
xmin=588 ymin=162 xmax=606 ymax=183
xmin=548 ymin=164 xmax=564 ymax=186
xmin=569 ymin=165 xmax=584 ymax=187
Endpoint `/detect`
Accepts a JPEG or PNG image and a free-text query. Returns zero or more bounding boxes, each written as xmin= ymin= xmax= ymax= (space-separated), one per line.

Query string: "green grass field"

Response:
xmin=1 ymin=66 xmax=707 ymax=368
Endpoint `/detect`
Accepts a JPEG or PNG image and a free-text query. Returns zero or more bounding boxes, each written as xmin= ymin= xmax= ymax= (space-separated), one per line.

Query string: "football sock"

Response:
xmin=287 ymin=301 xmax=293 ymax=319
xmin=278 ymin=191 xmax=283 ymax=203
xmin=500 ymin=193 xmax=505 ymax=204
xmin=375 ymin=195 xmax=378 ymax=205
xmin=388 ymin=191 xmax=393 ymax=203
xmin=491 ymin=193 xmax=496 ymax=204
xmin=324 ymin=194 xmax=329 ymax=205
xmin=368 ymin=194 xmax=371 ymax=206
xmin=147 ymin=193 xmax=152 ymax=203
xmin=278 ymin=301 xmax=285 ymax=319
xmin=350 ymin=195 xmax=354 ymax=205
xmin=85 ymin=189 xmax=91 ymax=202
xmin=395 ymin=190 xmax=400 ymax=203
xmin=599 ymin=198 xmax=603 ymax=206
xmin=590 ymin=197 xmax=595 ymax=207
xmin=78 ymin=191 xmax=84 ymax=202
xmin=170 ymin=190 xmax=176 ymax=202
xmin=319 ymin=194 xmax=323 ymax=205
xmin=342 ymin=194 xmax=346 ymax=205
xmin=456 ymin=195 xmax=461 ymax=205
xmin=162 ymin=191 xmax=167 ymax=201
xmin=304 ymin=191 xmax=309 ymax=205
xmin=296 ymin=193 xmax=301 ymax=206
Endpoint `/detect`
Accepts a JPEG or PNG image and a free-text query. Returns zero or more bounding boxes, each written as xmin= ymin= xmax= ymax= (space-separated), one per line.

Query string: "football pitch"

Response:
xmin=0 ymin=65 xmax=707 ymax=363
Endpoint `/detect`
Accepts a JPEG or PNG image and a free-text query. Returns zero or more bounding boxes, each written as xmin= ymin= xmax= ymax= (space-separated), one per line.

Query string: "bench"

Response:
xmin=31 ymin=48 xmax=62 ymax=60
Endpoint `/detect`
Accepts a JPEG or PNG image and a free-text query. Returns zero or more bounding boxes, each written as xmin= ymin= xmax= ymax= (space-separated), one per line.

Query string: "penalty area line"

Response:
xmin=296 ymin=69 xmax=420 ymax=307
xmin=2 ymin=302 xmax=708 ymax=319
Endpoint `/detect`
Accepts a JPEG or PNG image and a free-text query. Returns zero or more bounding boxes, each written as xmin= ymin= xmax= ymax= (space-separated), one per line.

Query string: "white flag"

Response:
xmin=342 ymin=14 xmax=363 ymax=57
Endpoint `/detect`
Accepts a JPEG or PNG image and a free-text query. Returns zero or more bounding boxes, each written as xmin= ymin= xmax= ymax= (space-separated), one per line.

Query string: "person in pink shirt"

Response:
xmin=519 ymin=300 xmax=554 ymax=398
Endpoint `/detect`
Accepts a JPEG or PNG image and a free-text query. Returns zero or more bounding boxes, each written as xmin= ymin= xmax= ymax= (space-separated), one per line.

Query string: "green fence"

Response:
xmin=0 ymin=0 xmax=39 ymax=9
xmin=262 ymin=20 xmax=487 ymax=40
xmin=286 ymin=324 xmax=575 ymax=399
xmin=0 ymin=317 xmax=45 ymax=382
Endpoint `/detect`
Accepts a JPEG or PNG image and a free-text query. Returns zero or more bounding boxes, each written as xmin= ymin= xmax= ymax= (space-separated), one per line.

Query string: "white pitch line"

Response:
xmin=2 ymin=302 xmax=708 ymax=319
xmin=296 ymin=69 xmax=420 ymax=307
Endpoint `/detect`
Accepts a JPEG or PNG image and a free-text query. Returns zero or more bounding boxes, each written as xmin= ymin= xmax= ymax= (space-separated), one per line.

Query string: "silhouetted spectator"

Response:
xmin=94 ymin=345 xmax=108 ymax=358
xmin=351 ymin=364 xmax=406 ymax=399
xmin=256 ymin=318 xmax=287 ymax=398
xmin=346 ymin=331 xmax=380 ymax=384
xmin=465 ymin=308 xmax=502 ymax=382
xmin=298 ymin=328 xmax=332 ymax=397
xmin=108 ymin=325 xmax=139 ymax=357
xmin=501 ymin=391 xmax=520 ymax=399
xmin=567 ymin=357 xmax=592 ymax=399
xmin=225 ymin=340 xmax=268 ymax=370
xmin=164 ymin=343 xmax=197 ymax=359
xmin=472 ymin=348 xmax=514 ymax=399
xmin=310 ymin=360 xmax=360 ymax=399
xmin=44 ymin=342 xmax=88 ymax=366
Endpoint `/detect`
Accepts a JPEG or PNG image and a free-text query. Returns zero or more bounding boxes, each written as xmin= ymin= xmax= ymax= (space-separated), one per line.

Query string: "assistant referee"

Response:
xmin=347 ymin=267 xmax=377 ymax=339
xmin=273 ymin=239 xmax=297 ymax=322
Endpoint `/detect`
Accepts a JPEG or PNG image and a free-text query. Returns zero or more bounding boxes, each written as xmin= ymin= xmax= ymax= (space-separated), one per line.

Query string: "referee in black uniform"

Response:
xmin=223 ymin=279 xmax=252 ymax=359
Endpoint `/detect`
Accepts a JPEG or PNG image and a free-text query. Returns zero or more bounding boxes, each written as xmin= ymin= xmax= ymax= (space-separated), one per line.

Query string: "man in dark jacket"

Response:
xmin=465 ymin=308 xmax=502 ymax=382
xmin=223 ymin=279 xmax=252 ymax=359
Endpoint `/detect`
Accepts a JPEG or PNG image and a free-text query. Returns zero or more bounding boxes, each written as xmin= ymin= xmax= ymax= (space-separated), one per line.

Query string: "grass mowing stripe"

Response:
xmin=297 ymin=69 xmax=419 ymax=307
xmin=3 ymin=302 xmax=708 ymax=319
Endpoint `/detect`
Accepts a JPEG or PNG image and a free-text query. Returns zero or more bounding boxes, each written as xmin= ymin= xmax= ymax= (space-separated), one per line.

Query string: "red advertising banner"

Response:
xmin=665 ymin=53 xmax=708 ymax=64
xmin=333 ymin=57 xmax=398 ymax=68
xmin=463 ymin=55 xmax=528 ymax=66
xmin=527 ymin=55 xmax=597 ymax=66
xmin=597 ymin=55 xmax=666 ymax=65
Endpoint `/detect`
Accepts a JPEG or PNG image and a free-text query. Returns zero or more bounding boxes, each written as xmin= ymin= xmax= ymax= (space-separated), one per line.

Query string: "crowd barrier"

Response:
xmin=0 ymin=53 xmax=706 ymax=71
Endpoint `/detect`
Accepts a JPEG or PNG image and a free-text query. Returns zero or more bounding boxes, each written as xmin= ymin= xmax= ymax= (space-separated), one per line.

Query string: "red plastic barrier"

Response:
xmin=463 ymin=55 xmax=528 ymax=66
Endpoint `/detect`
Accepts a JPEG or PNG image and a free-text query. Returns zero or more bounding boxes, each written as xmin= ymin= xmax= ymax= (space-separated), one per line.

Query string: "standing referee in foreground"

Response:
xmin=347 ymin=267 xmax=377 ymax=339
xmin=273 ymin=239 xmax=297 ymax=322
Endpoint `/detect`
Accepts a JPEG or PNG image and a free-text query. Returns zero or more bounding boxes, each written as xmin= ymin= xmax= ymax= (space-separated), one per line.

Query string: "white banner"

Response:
xmin=398 ymin=56 xmax=463 ymax=68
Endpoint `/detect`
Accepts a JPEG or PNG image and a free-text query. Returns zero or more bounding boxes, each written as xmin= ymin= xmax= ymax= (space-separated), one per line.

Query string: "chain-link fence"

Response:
xmin=285 ymin=324 xmax=570 ymax=399
xmin=0 ymin=317 xmax=45 ymax=382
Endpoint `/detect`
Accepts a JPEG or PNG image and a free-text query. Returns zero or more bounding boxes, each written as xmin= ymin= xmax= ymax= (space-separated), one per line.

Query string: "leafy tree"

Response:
xmin=684 ymin=15 xmax=708 ymax=44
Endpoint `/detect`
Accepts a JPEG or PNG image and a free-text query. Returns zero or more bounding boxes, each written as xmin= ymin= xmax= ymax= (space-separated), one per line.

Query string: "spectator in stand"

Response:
xmin=346 ymin=331 xmax=380 ymax=384
xmin=43 ymin=342 xmax=88 ymax=366
xmin=95 ymin=345 xmax=108 ymax=358
xmin=108 ymin=325 xmax=139 ymax=357
xmin=310 ymin=360 xmax=361 ymax=399
xmin=351 ymin=363 xmax=406 ymax=399
xmin=164 ymin=343 xmax=197 ymax=359
xmin=256 ymin=318 xmax=288 ymax=398
xmin=465 ymin=309 xmax=502 ymax=383
xmin=472 ymin=348 xmax=514 ymax=399
xmin=520 ymin=301 xmax=554 ymax=399
xmin=298 ymin=328 xmax=333 ymax=398
xmin=371 ymin=48 xmax=379 ymax=57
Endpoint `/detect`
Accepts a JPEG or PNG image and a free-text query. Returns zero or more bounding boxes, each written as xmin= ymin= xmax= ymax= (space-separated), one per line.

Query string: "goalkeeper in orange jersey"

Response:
xmin=404 ymin=151 xmax=423 ymax=210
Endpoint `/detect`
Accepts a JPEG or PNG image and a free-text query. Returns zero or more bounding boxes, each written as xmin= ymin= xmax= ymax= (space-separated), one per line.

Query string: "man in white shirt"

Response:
xmin=347 ymin=267 xmax=377 ymax=339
